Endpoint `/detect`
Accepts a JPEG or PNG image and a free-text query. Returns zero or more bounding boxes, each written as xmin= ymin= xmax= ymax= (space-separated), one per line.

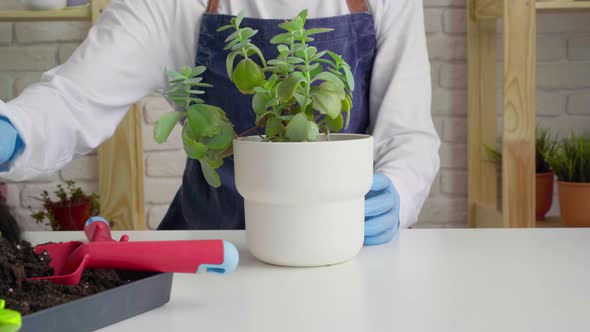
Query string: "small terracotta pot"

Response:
xmin=536 ymin=172 xmax=554 ymax=220
xmin=48 ymin=201 xmax=91 ymax=231
xmin=557 ymin=181 xmax=590 ymax=227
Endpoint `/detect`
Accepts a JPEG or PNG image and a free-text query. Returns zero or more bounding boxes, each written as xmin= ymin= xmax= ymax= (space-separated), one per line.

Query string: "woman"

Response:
xmin=0 ymin=0 xmax=439 ymax=245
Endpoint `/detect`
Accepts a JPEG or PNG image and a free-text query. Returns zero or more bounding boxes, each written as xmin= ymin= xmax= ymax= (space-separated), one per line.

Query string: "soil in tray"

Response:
xmin=0 ymin=236 xmax=153 ymax=315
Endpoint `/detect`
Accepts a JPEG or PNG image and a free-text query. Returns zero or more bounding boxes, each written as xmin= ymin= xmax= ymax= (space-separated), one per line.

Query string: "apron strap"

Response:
xmin=205 ymin=0 xmax=368 ymax=15
xmin=347 ymin=0 xmax=369 ymax=13
xmin=206 ymin=0 xmax=219 ymax=13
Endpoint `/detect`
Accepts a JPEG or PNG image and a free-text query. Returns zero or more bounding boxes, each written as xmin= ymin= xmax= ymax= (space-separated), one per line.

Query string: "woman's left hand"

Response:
xmin=364 ymin=173 xmax=400 ymax=246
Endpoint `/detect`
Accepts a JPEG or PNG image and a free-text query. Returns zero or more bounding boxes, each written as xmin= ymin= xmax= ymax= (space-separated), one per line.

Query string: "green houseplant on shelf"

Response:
xmin=543 ymin=133 xmax=590 ymax=227
xmin=484 ymin=128 xmax=558 ymax=220
xmin=153 ymin=10 xmax=372 ymax=266
xmin=30 ymin=180 xmax=101 ymax=231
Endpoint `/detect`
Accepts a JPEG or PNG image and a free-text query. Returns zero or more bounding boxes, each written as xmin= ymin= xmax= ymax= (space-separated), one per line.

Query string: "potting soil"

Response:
xmin=0 ymin=237 xmax=151 ymax=315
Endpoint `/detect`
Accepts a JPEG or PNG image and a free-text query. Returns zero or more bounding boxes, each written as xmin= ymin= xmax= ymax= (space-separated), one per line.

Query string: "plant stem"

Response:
xmin=300 ymin=32 xmax=311 ymax=113
xmin=239 ymin=126 xmax=259 ymax=137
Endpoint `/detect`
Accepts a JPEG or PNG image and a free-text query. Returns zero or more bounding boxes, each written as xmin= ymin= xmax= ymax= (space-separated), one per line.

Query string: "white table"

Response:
xmin=24 ymin=229 xmax=590 ymax=332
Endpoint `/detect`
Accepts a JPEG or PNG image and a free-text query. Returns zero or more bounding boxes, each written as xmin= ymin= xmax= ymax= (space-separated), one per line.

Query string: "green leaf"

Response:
xmin=312 ymin=72 xmax=345 ymax=89
xmin=202 ymin=121 xmax=235 ymax=150
xmin=270 ymin=33 xmax=292 ymax=44
xmin=246 ymin=45 xmax=266 ymax=66
xmin=307 ymin=63 xmax=320 ymax=72
xmin=182 ymin=67 xmax=192 ymax=78
xmin=167 ymin=71 xmax=185 ymax=81
xmin=265 ymin=97 xmax=278 ymax=108
xmin=277 ymin=44 xmax=289 ymax=53
xmin=264 ymin=74 xmax=278 ymax=89
xmin=216 ymin=24 xmax=234 ymax=32
xmin=191 ymin=66 xmax=206 ymax=77
xmin=207 ymin=158 xmax=224 ymax=169
xmin=293 ymin=93 xmax=308 ymax=111
xmin=306 ymin=47 xmax=317 ymax=59
xmin=183 ymin=77 xmax=204 ymax=84
xmin=231 ymin=39 xmax=252 ymax=51
xmin=326 ymin=50 xmax=343 ymax=65
xmin=342 ymin=66 xmax=355 ymax=92
xmin=312 ymin=90 xmax=342 ymax=119
xmin=224 ymin=30 xmax=240 ymax=42
xmin=315 ymin=58 xmax=336 ymax=67
xmin=226 ymin=51 xmax=240 ymax=79
xmin=224 ymin=37 xmax=242 ymax=50
xmin=306 ymin=121 xmax=319 ymax=141
xmin=279 ymin=17 xmax=303 ymax=32
xmin=328 ymin=68 xmax=345 ymax=77
xmin=277 ymin=72 xmax=306 ymax=102
xmin=182 ymin=123 xmax=208 ymax=159
xmin=153 ymin=111 xmax=183 ymax=144
xmin=252 ymin=92 xmax=271 ymax=115
xmin=319 ymin=81 xmax=345 ymax=100
xmin=265 ymin=117 xmax=283 ymax=137
xmin=200 ymin=160 xmax=221 ymax=187
xmin=240 ymin=28 xmax=258 ymax=40
xmin=344 ymin=94 xmax=352 ymax=128
xmin=298 ymin=9 xmax=308 ymax=23
xmin=310 ymin=50 xmax=327 ymax=62
xmin=191 ymin=83 xmax=214 ymax=88
xmin=309 ymin=64 xmax=324 ymax=78
xmin=285 ymin=112 xmax=309 ymax=142
xmin=187 ymin=104 xmax=222 ymax=137
xmin=325 ymin=113 xmax=344 ymax=132
xmin=236 ymin=10 xmax=246 ymax=28
xmin=304 ymin=28 xmax=334 ymax=36
xmin=286 ymin=57 xmax=305 ymax=64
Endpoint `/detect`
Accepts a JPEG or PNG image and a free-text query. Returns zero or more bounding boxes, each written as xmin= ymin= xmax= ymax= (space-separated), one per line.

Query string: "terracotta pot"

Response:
xmin=48 ymin=201 xmax=91 ymax=231
xmin=536 ymin=172 xmax=554 ymax=220
xmin=557 ymin=181 xmax=590 ymax=227
xmin=0 ymin=183 xmax=6 ymax=203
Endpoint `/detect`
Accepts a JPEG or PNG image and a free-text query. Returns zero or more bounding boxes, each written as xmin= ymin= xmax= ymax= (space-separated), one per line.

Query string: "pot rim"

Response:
xmin=234 ymin=133 xmax=372 ymax=145
xmin=47 ymin=200 xmax=91 ymax=210
xmin=557 ymin=181 xmax=590 ymax=187
xmin=536 ymin=172 xmax=554 ymax=177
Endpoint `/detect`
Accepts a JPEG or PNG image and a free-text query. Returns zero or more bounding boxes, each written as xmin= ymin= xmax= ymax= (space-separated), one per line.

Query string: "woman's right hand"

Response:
xmin=0 ymin=117 xmax=19 ymax=170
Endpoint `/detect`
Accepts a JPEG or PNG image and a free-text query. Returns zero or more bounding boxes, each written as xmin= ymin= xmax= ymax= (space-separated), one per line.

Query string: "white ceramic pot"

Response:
xmin=21 ymin=0 xmax=67 ymax=10
xmin=234 ymin=134 xmax=373 ymax=267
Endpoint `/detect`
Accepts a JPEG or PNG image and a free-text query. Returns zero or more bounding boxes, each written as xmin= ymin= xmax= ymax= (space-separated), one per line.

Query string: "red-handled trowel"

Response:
xmin=28 ymin=217 xmax=239 ymax=285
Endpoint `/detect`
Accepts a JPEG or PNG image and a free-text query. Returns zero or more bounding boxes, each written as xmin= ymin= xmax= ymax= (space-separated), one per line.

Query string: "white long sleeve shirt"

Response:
xmin=0 ymin=0 xmax=439 ymax=228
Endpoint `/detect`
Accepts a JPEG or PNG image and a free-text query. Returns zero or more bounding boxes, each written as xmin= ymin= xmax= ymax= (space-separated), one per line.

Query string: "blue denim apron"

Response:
xmin=158 ymin=0 xmax=377 ymax=230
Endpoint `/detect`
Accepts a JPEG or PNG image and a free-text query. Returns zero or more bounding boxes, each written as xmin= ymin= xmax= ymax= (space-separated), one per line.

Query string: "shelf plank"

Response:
xmin=0 ymin=5 xmax=91 ymax=22
xmin=536 ymin=216 xmax=563 ymax=228
xmin=502 ymin=0 xmax=536 ymax=228
xmin=536 ymin=1 xmax=590 ymax=11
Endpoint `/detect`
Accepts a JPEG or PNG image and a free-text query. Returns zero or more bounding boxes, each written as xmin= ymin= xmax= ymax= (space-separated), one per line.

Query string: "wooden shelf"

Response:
xmin=536 ymin=1 xmax=590 ymax=11
xmin=536 ymin=216 xmax=563 ymax=228
xmin=0 ymin=5 xmax=91 ymax=22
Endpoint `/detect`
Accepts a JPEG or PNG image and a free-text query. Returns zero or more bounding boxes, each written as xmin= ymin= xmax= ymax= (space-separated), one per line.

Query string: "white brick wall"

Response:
xmin=1 ymin=1 xmax=589 ymax=230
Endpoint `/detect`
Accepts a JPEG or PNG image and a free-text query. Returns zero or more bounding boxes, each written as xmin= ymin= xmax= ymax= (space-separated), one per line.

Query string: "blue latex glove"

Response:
xmin=364 ymin=173 xmax=400 ymax=246
xmin=0 ymin=117 xmax=21 ymax=171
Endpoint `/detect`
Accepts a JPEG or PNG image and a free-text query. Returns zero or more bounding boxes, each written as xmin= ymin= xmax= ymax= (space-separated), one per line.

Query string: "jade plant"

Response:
xmin=153 ymin=10 xmax=354 ymax=187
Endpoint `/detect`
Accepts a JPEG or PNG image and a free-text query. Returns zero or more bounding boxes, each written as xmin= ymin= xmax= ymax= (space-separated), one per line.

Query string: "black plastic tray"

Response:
xmin=21 ymin=272 xmax=173 ymax=332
